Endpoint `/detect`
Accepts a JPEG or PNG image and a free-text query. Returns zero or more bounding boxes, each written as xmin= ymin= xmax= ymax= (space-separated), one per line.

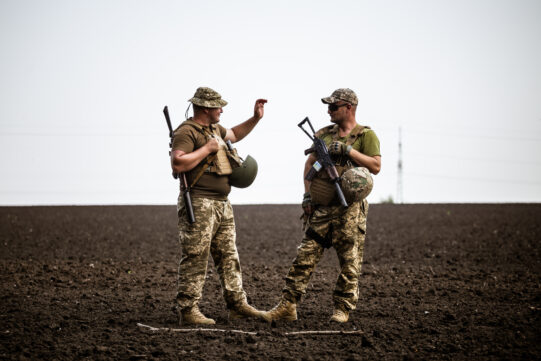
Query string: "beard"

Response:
xmin=330 ymin=115 xmax=342 ymax=124
xmin=209 ymin=113 xmax=221 ymax=124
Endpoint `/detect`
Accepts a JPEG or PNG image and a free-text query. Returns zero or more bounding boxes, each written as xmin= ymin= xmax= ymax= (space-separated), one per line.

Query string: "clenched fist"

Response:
xmin=302 ymin=192 xmax=313 ymax=215
xmin=205 ymin=137 xmax=220 ymax=154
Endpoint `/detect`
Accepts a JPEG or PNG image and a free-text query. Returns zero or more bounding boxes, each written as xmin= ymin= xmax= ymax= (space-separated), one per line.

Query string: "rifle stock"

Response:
xmin=163 ymin=106 xmax=196 ymax=224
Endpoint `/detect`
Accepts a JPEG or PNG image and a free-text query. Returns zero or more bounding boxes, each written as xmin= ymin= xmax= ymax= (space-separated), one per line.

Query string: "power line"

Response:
xmin=403 ymin=129 xmax=541 ymax=142
xmin=0 ymin=132 xmax=161 ymax=137
xmin=376 ymin=122 xmax=541 ymax=135
xmin=406 ymin=172 xmax=541 ymax=185
xmin=407 ymin=153 xmax=541 ymax=167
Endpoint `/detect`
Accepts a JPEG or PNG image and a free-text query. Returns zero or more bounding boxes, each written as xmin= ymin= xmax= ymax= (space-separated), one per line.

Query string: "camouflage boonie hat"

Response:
xmin=321 ymin=88 xmax=358 ymax=105
xmin=340 ymin=167 xmax=373 ymax=203
xmin=189 ymin=87 xmax=228 ymax=108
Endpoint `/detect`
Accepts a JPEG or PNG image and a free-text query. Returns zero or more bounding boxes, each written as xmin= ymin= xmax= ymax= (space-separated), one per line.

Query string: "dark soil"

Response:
xmin=1 ymin=204 xmax=540 ymax=360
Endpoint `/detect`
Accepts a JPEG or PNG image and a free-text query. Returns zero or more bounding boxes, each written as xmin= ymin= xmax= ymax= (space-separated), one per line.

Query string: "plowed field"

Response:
xmin=1 ymin=204 xmax=540 ymax=360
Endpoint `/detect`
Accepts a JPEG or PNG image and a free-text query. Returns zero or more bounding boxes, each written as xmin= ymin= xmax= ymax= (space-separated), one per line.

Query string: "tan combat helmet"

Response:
xmin=340 ymin=167 xmax=373 ymax=203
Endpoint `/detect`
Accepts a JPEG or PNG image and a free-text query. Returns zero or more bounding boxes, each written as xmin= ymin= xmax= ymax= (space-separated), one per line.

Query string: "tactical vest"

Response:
xmin=310 ymin=124 xmax=370 ymax=206
xmin=179 ymin=120 xmax=242 ymax=179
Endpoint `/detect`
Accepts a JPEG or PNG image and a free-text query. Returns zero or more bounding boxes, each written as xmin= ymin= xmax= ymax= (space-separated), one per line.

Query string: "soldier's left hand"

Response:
xmin=329 ymin=141 xmax=348 ymax=156
xmin=253 ymin=99 xmax=267 ymax=121
xmin=302 ymin=192 xmax=313 ymax=215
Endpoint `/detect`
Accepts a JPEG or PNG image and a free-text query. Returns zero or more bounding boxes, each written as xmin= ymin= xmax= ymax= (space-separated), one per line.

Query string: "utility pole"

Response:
xmin=397 ymin=126 xmax=403 ymax=203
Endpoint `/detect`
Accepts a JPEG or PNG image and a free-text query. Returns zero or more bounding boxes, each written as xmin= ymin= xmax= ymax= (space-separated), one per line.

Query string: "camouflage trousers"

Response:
xmin=176 ymin=196 xmax=246 ymax=310
xmin=283 ymin=199 xmax=368 ymax=311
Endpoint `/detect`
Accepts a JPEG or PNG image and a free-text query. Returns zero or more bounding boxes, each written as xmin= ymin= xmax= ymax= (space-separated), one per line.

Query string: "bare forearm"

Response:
xmin=303 ymin=154 xmax=317 ymax=192
xmin=171 ymin=147 xmax=212 ymax=173
xmin=349 ymin=151 xmax=381 ymax=175
xmin=230 ymin=117 xmax=260 ymax=143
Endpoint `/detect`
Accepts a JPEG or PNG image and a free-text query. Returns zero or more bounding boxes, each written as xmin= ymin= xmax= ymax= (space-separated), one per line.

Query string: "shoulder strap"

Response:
xmin=178 ymin=119 xmax=214 ymax=137
xmin=210 ymin=124 xmax=222 ymax=139
xmin=313 ymin=123 xmax=369 ymax=147
xmin=342 ymin=124 xmax=365 ymax=145
xmin=315 ymin=124 xmax=337 ymax=138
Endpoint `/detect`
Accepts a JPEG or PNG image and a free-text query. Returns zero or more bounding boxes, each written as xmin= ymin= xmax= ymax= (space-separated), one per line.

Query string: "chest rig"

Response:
xmin=309 ymin=124 xmax=369 ymax=206
xmin=179 ymin=120 xmax=242 ymax=182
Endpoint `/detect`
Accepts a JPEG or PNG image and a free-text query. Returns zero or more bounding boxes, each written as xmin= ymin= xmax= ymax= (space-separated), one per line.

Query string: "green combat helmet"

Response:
xmin=229 ymin=155 xmax=258 ymax=188
xmin=340 ymin=167 xmax=373 ymax=203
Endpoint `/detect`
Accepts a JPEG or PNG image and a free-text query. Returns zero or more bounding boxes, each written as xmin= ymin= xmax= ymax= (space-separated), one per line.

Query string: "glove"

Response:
xmin=329 ymin=141 xmax=352 ymax=157
xmin=302 ymin=192 xmax=313 ymax=216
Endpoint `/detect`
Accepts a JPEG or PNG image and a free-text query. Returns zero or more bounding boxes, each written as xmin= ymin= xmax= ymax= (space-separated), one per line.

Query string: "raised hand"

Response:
xmin=253 ymin=99 xmax=267 ymax=121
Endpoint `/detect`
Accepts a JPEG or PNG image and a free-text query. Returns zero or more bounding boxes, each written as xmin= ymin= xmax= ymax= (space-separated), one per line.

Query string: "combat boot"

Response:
xmin=263 ymin=299 xmax=297 ymax=321
xmin=229 ymin=302 xmax=271 ymax=322
xmin=330 ymin=305 xmax=349 ymax=323
xmin=180 ymin=305 xmax=216 ymax=325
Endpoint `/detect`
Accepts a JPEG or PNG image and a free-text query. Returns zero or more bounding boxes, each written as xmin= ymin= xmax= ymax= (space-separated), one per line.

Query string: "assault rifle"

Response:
xmin=298 ymin=117 xmax=348 ymax=207
xmin=163 ymin=106 xmax=196 ymax=224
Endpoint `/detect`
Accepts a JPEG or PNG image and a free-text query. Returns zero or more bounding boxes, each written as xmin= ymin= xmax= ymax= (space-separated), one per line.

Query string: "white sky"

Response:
xmin=1 ymin=0 xmax=540 ymax=205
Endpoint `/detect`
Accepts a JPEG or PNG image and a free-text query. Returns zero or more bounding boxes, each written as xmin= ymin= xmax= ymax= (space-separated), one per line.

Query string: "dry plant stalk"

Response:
xmin=138 ymin=323 xmax=363 ymax=337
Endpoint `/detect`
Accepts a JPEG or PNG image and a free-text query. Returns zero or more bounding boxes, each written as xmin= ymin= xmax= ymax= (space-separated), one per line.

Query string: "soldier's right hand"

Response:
xmin=329 ymin=141 xmax=348 ymax=156
xmin=205 ymin=137 xmax=220 ymax=154
xmin=302 ymin=192 xmax=313 ymax=215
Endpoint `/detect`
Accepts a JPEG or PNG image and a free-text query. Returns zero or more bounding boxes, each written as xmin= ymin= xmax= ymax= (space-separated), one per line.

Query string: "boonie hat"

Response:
xmin=189 ymin=87 xmax=228 ymax=108
xmin=321 ymin=88 xmax=358 ymax=105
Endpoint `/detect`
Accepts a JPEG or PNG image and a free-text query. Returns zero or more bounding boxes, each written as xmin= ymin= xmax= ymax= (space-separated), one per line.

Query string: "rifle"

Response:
xmin=163 ymin=106 xmax=196 ymax=224
xmin=298 ymin=117 xmax=348 ymax=207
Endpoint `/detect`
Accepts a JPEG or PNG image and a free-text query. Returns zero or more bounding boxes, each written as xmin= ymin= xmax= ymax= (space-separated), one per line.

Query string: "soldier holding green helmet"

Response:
xmin=265 ymin=88 xmax=381 ymax=323
xmin=170 ymin=87 xmax=268 ymax=325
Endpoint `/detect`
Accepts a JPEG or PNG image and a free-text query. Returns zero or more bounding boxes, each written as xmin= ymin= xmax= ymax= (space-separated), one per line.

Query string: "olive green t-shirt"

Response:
xmin=319 ymin=125 xmax=381 ymax=157
xmin=172 ymin=120 xmax=230 ymax=200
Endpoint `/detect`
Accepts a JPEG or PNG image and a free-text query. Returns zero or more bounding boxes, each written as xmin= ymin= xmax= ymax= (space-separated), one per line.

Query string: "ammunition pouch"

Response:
xmin=309 ymin=164 xmax=349 ymax=206
xmin=226 ymin=147 xmax=243 ymax=169
xmin=207 ymin=128 xmax=234 ymax=175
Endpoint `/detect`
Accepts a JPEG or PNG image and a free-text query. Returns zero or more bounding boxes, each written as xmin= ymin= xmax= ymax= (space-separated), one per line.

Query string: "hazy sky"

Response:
xmin=1 ymin=0 xmax=540 ymax=205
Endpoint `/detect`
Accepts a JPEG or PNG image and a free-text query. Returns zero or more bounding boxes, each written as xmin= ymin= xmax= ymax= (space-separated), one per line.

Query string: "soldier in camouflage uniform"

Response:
xmin=264 ymin=88 xmax=381 ymax=323
xmin=170 ymin=87 xmax=269 ymax=325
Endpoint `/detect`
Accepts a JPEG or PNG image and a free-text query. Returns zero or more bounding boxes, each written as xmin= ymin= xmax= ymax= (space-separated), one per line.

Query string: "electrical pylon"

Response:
xmin=397 ymin=126 xmax=403 ymax=203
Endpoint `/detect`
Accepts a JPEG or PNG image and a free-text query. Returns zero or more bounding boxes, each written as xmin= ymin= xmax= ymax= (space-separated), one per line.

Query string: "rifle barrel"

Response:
xmin=163 ymin=106 xmax=174 ymax=138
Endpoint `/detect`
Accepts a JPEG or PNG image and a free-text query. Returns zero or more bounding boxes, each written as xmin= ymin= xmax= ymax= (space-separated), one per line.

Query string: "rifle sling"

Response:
xmin=189 ymin=154 xmax=217 ymax=189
